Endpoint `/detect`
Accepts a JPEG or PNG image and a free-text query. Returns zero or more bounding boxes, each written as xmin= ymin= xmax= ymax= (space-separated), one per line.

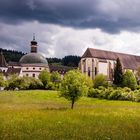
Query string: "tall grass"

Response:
xmin=0 ymin=90 xmax=140 ymax=140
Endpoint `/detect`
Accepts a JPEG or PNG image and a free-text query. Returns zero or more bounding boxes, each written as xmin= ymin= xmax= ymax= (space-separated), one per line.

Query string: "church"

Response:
xmin=0 ymin=36 xmax=73 ymax=79
xmin=0 ymin=37 xmax=49 ymax=79
xmin=79 ymin=48 xmax=140 ymax=81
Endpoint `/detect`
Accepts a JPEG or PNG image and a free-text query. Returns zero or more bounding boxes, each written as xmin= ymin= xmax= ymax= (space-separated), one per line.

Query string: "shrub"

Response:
xmin=50 ymin=72 xmax=61 ymax=90
xmin=93 ymin=74 xmax=108 ymax=89
xmin=99 ymin=87 xmax=114 ymax=99
xmin=39 ymin=70 xmax=50 ymax=88
xmin=123 ymin=87 xmax=132 ymax=92
xmin=5 ymin=74 xmax=19 ymax=90
xmin=88 ymin=88 xmax=101 ymax=98
xmin=133 ymin=90 xmax=140 ymax=102
xmin=45 ymin=82 xmax=55 ymax=90
xmin=122 ymin=70 xmax=137 ymax=90
xmin=120 ymin=91 xmax=133 ymax=101
xmin=108 ymin=89 xmax=122 ymax=100
xmin=28 ymin=78 xmax=43 ymax=89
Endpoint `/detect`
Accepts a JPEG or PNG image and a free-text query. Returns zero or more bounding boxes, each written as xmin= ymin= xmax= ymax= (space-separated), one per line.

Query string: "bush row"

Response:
xmin=88 ymin=87 xmax=140 ymax=102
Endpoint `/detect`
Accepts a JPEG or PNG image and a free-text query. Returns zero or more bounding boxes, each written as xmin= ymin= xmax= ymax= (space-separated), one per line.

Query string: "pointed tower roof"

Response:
xmin=31 ymin=33 xmax=37 ymax=46
xmin=0 ymin=51 xmax=7 ymax=67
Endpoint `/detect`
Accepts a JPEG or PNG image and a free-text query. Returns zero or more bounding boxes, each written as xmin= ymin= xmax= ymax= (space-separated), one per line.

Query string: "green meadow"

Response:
xmin=0 ymin=90 xmax=140 ymax=140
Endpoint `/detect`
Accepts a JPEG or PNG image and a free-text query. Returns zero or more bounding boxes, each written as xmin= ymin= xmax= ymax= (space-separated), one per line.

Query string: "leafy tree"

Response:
xmin=39 ymin=70 xmax=50 ymax=88
xmin=113 ymin=58 xmax=123 ymax=86
xmin=60 ymin=70 xmax=89 ymax=109
xmin=122 ymin=70 xmax=137 ymax=90
xmin=0 ymin=73 xmax=5 ymax=87
xmin=28 ymin=77 xmax=43 ymax=89
xmin=6 ymin=74 xmax=19 ymax=90
xmin=50 ymin=71 xmax=61 ymax=90
xmin=94 ymin=74 xmax=108 ymax=89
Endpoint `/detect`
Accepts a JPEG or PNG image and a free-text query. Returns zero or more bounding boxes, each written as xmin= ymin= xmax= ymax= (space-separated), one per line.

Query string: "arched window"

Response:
xmin=88 ymin=67 xmax=90 ymax=77
xmin=32 ymin=74 xmax=35 ymax=77
xmin=95 ymin=67 xmax=97 ymax=76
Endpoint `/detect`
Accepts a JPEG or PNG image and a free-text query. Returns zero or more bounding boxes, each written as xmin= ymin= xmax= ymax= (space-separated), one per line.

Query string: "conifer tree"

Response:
xmin=113 ymin=58 xmax=123 ymax=86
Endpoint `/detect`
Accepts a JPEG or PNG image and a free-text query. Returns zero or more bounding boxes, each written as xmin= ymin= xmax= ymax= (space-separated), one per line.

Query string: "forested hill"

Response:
xmin=0 ymin=48 xmax=25 ymax=62
xmin=47 ymin=55 xmax=81 ymax=67
xmin=0 ymin=48 xmax=81 ymax=67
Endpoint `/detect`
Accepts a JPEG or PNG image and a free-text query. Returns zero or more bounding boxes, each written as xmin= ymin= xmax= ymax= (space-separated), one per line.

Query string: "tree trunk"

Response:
xmin=71 ymin=99 xmax=75 ymax=109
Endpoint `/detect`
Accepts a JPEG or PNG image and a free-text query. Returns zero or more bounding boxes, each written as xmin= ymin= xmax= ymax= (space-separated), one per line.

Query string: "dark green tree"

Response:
xmin=113 ymin=58 xmax=123 ymax=86
xmin=62 ymin=55 xmax=81 ymax=67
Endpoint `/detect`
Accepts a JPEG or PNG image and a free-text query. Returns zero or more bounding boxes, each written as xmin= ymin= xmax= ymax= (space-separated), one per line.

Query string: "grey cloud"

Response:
xmin=1 ymin=0 xmax=140 ymax=33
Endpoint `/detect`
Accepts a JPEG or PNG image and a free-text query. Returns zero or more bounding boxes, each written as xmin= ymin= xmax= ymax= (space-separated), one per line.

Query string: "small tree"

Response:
xmin=50 ymin=71 xmax=61 ymax=90
xmin=39 ymin=70 xmax=50 ymax=88
xmin=28 ymin=77 xmax=43 ymax=89
xmin=94 ymin=74 xmax=108 ymax=89
xmin=6 ymin=74 xmax=19 ymax=90
xmin=60 ymin=70 xmax=89 ymax=109
xmin=122 ymin=70 xmax=137 ymax=90
xmin=113 ymin=58 xmax=123 ymax=86
xmin=0 ymin=73 xmax=5 ymax=87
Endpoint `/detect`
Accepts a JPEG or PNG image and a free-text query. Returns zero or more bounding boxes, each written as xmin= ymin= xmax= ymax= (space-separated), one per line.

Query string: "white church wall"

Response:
xmin=98 ymin=62 xmax=108 ymax=76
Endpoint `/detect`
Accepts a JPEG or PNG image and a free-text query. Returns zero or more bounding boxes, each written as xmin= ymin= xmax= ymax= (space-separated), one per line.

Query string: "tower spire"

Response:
xmin=31 ymin=34 xmax=38 ymax=53
xmin=33 ymin=33 xmax=35 ymax=41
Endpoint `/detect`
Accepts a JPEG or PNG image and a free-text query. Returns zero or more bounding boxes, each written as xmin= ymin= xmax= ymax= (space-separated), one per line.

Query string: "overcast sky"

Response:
xmin=1 ymin=0 xmax=140 ymax=58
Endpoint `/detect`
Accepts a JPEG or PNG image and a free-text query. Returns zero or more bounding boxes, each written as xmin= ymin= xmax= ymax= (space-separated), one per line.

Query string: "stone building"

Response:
xmin=79 ymin=48 xmax=140 ymax=81
xmin=0 ymin=36 xmax=73 ymax=79
xmin=0 ymin=37 xmax=49 ymax=79
xmin=18 ymin=37 xmax=49 ymax=78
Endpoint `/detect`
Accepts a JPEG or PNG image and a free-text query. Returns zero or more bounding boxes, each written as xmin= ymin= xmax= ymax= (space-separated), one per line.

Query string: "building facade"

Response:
xmin=79 ymin=48 xmax=140 ymax=81
xmin=0 ymin=37 xmax=74 ymax=79
xmin=0 ymin=37 xmax=49 ymax=79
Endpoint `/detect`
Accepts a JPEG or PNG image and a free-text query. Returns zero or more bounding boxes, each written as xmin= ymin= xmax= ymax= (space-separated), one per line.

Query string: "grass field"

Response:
xmin=0 ymin=90 xmax=140 ymax=140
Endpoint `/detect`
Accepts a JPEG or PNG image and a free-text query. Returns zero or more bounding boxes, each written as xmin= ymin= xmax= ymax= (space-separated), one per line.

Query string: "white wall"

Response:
xmin=21 ymin=66 xmax=49 ymax=79
xmin=98 ymin=62 xmax=108 ymax=75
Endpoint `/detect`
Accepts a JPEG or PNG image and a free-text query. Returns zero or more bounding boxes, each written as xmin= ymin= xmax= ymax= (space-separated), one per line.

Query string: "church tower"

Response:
xmin=30 ymin=34 xmax=37 ymax=53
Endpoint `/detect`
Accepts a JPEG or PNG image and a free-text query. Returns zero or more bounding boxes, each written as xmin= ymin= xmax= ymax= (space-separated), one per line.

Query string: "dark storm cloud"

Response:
xmin=1 ymin=0 xmax=140 ymax=33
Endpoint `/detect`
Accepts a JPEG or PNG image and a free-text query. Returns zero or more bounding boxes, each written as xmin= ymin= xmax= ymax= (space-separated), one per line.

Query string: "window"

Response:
xmin=26 ymin=74 xmax=28 ymax=77
xmin=26 ymin=67 xmax=28 ymax=70
xmin=88 ymin=67 xmax=90 ymax=77
xmin=32 ymin=74 xmax=35 ymax=77
xmin=95 ymin=67 xmax=97 ymax=76
xmin=39 ymin=68 xmax=41 ymax=70
xmin=33 ymin=67 xmax=35 ymax=70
